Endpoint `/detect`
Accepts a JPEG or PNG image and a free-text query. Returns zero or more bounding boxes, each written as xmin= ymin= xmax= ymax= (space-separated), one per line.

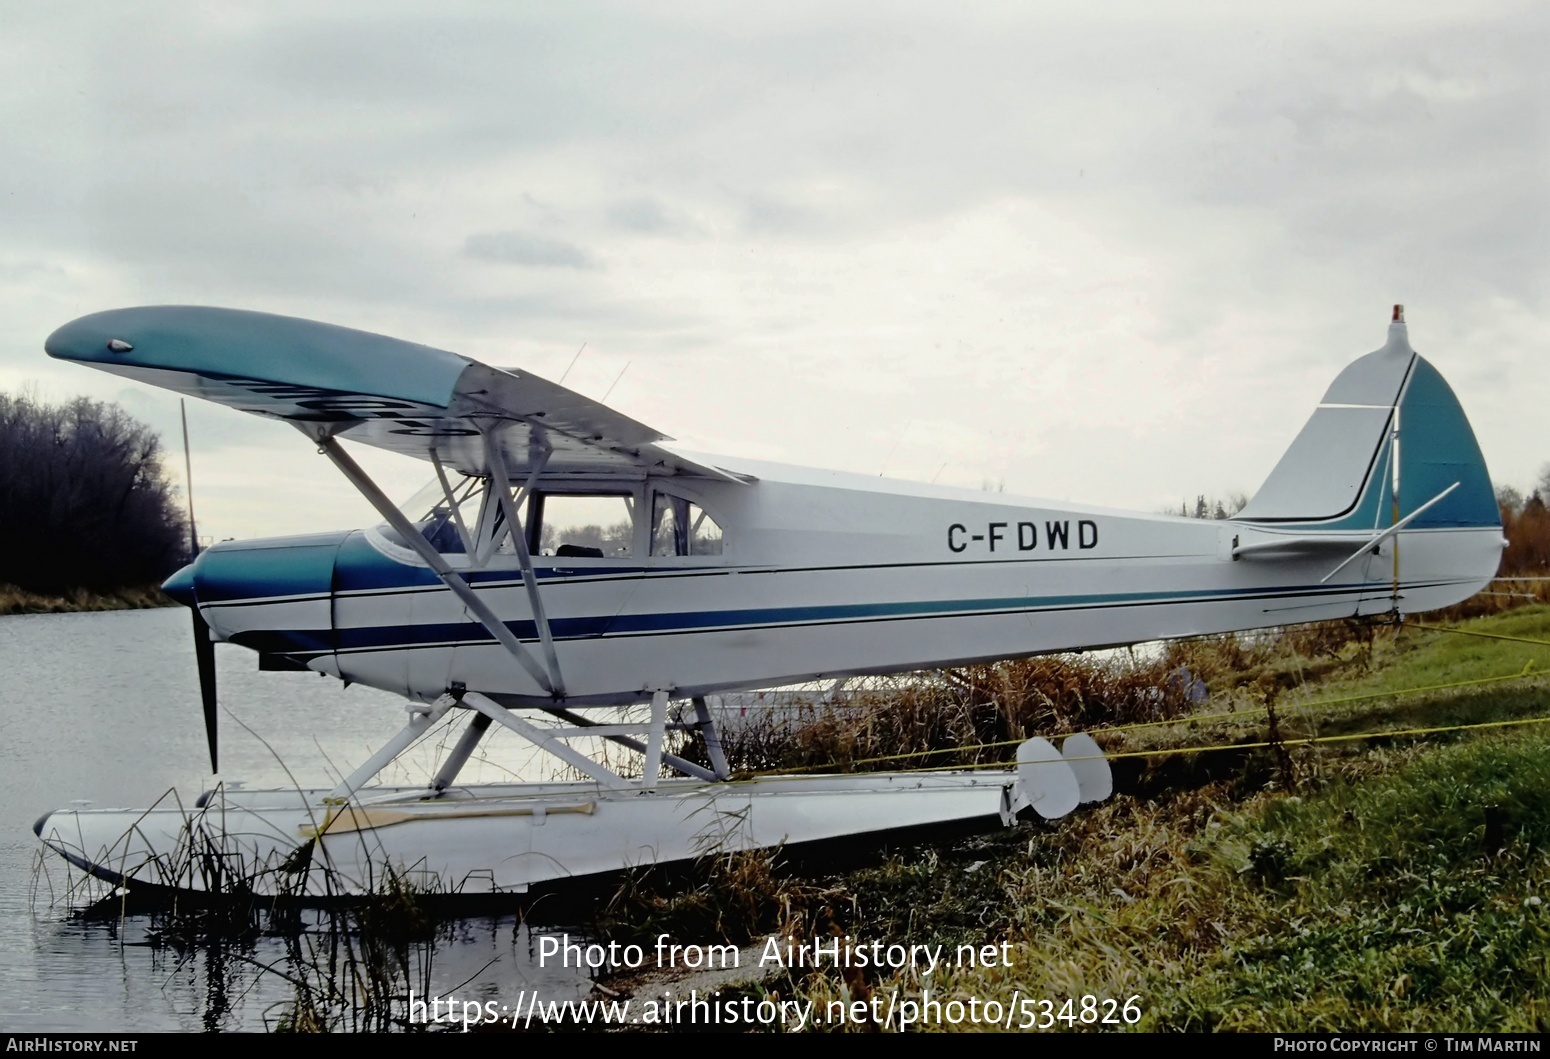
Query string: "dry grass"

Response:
xmin=700 ymin=617 xmax=1387 ymax=780
xmin=596 ymin=847 xmax=852 ymax=950
xmin=0 ymin=582 xmax=173 ymax=615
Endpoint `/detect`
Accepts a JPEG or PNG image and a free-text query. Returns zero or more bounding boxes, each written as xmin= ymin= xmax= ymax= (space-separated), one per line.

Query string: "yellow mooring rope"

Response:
xmin=1408 ymin=621 xmax=1550 ymax=649
xmin=750 ymin=618 xmax=1550 ymax=776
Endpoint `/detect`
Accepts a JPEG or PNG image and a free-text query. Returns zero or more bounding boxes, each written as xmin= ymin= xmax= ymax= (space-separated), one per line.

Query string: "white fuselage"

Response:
xmin=196 ymin=456 xmax=1503 ymax=708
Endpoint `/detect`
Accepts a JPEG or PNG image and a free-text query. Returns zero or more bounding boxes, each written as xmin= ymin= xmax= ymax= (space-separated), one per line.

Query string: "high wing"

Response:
xmin=44 ymin=305 xmax=748 ymax=482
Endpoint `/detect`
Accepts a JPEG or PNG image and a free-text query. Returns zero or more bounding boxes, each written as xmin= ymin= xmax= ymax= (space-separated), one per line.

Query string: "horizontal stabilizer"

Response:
xmin=1234 ymin=480 xmax=1463 ymax=585
xmin=1231 ymin=534 xmax=1378 ymax=560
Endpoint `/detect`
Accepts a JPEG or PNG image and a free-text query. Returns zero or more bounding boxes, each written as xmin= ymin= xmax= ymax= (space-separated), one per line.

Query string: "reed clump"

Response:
xmin=271 ymin=868 xmax=442 ymax=1033
xmin=1431 ymin=575 xmax=1550 ymax=621
xmin=597 ymin=847 xmax=845 ymax=950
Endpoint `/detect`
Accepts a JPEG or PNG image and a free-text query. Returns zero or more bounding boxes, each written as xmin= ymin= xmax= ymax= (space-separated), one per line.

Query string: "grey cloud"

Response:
xmin=0 ymin=260 xmax=68 ymax=284
xmin=0 ymin=5 xmax=1544 ymax=369
xmin=463 ymin=231 xmax=599 ymax=269
xmin=740 ymin=195 xmax=823 ymax=236
xmin=1179 ymin=19 xmax=1550 ymax=304
xmin=606 ymin=198 xmax=702 ymax=238
xmin=74 ymin=178 xmax=432 ymax=305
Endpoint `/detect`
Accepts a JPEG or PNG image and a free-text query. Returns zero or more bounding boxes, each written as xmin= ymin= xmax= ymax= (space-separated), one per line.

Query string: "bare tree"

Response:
xmin=1497 ymin=484 xmax=1526 ymax=515
xmin=0 ymin=393 xmax=187 ymax=592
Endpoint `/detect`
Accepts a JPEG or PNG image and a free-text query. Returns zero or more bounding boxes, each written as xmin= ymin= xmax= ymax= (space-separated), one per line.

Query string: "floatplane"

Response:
xmin=33 ymin=305 xmax=1502 ymax=898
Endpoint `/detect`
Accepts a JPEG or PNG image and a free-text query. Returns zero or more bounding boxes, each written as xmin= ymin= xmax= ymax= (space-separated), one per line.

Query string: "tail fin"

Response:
xmin=1237 ymin=306 xmax=1499 ymax=532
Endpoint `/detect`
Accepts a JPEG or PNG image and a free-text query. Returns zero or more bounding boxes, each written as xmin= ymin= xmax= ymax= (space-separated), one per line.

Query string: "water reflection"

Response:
xmin=32 ymin=895 xmax=597 ymax=1032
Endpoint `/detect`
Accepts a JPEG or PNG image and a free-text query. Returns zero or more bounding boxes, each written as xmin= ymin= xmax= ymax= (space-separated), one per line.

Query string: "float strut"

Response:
xmin=535 ymin=704 xmax=717 ymax=782
xmin=643 ymin=689 xmax=669 ymax=789
xmin=693 ymin=696 xmax=732 ymax=781
xmin=326 ymin=694 xmax=458 ymax=802
xmin=431 ymin=711 xmax=494 ymax=793
xmin=463 ymin=692 xmax=630 ymax=788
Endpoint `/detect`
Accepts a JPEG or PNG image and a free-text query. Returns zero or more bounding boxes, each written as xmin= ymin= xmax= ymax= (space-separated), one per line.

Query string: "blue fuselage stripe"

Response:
xmin=228 ymin=576 xmax=1459 ymax=658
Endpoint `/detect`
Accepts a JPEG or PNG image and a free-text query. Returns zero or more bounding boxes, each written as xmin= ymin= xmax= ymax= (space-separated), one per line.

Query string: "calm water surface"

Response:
xmin=0 ymin=608 xmax=592 ymax=1031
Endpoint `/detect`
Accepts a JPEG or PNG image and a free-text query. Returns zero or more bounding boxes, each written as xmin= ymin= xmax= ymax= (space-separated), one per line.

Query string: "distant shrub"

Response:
xmin=1175 ymin=493 xmax=1248 ymax=520
xmin=1500 ymin=493 xmax=1550 ymax=577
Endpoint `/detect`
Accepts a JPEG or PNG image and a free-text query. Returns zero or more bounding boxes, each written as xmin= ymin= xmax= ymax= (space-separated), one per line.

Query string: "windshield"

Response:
xmin=378 ymin=474 xmax=486 ymax=554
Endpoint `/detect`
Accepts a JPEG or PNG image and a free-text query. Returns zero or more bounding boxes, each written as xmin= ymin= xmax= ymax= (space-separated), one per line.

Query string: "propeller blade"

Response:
xmin=191 ymin=607 xmax=218 ymax=773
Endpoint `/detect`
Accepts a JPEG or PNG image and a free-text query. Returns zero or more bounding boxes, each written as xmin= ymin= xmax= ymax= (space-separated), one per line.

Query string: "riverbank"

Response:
xmin=0 ymin=583 xmax=173 ymax=615
xmin=590 ymin=606 xmax=1550 ymax=1032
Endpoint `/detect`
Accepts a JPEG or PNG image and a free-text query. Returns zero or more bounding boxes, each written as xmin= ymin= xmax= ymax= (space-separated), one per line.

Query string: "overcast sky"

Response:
xmin=1 ymin=1 xmax=1545 ymax=541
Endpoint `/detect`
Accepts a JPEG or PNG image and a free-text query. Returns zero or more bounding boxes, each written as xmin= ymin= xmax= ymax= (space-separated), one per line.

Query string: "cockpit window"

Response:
xmin=378 ymin=478 xmax=644 ymax=562
xmin=524 ymin=493 xmax=635 ymax=558
xmin=380 ymin=475 xmax=485 ymax=554
xmin=651 ymin=493 xmax=724 ymax=557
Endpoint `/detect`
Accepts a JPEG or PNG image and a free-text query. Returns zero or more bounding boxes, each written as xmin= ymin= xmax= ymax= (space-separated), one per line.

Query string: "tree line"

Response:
xmin=1496 ymin=474 xmax=1550 ymax=577
xmin=0 ymin=393 xmax=189 ymax=594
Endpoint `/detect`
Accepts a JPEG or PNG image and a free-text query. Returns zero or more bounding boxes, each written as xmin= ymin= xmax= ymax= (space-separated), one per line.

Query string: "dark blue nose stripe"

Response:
xmin=185 ymin=532 xmax=345 ymax=604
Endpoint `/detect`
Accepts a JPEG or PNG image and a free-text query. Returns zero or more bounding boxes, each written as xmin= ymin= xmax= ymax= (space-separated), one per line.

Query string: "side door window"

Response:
xmin=651 ymin=493 xmax=724 ymax=556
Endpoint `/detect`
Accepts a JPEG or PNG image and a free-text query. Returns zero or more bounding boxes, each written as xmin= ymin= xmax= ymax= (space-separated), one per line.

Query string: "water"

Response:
xmin=0 ymin=609 xmax=593 ymax=1031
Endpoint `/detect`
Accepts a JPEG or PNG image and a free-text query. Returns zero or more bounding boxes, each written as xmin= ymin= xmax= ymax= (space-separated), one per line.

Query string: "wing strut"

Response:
xmin=428 ymin=443 xmax=478 ymax=557
xmin=309 ymin=431 xmax=557 ymax=696
xmin=483 ymin=425 xmax=566 ymax=697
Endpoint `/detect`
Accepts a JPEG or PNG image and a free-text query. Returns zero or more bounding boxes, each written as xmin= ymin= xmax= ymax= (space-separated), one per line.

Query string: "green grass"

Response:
xmin=1116 ymin=607 xmax=1550 ymax=769
xmin=1153 ymin=730 xmax=1550 ymax=1030
xmin=1309 ymin=606 xmax=1550 ymax=700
